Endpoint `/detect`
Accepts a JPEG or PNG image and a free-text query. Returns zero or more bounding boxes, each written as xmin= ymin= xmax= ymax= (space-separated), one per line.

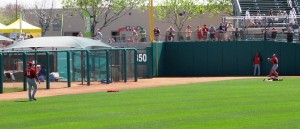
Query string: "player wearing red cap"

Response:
xmin=24 ymin=62 xmax=40 ymax=101
xmin=267 ymin=54 xmax=279 ymax=79
xmin=253 ymin=52 xmax=261 ymax=76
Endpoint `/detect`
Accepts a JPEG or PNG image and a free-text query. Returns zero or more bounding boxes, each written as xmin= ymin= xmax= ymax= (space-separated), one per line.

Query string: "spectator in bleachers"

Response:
xmin=281 ymin=11 xmax=288 ymax=23
xmin=245 ymin=8 xmax=254 ymax=28
xmin=245 ymin=7 xmax=250 ymax=19
xmin=249 ymin=14 xmax=256 ymax=27
xmin=286 ymin=27 xmax=294 ymax=42
xmin=271 ymin=28 xmax=278 ymax=41
xmin=209 ymin=25 xmax=216 ymax=41
xmin=195 ymin=26 xmax=203 ymax=40
xmin=274 ymin=10 xmax=281 ymax=22
xmin=185 ymin=25 xmax=192 ymax=41
xmin=255 ymin=13 xmax=262 ymax=27
xmin=263 ymin=28 xmax=270 ymax=40
xmin=291 ymin=22 xmax=299 ymax=35
xmin=202 ymin=24 xmax=209 ymax=41
xmin=269 ymin=9 xmax=273 ymax=16
xmin=261 ymin=14 xmax=267 ymax=27
xmin=267 ymin=9 xmax=274 ymax=27
xmin=234 ymin=28 xmax=240 ymax=40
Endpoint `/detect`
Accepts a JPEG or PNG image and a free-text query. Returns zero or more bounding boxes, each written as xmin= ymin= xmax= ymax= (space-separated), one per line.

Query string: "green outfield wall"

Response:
xmin=152 ymin=41 xmax=300 ymax=76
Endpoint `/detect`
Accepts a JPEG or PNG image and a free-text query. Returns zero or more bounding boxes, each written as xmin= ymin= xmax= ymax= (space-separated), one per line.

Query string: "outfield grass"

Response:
xmin=1 ymin=78 xmax=300 ymax=129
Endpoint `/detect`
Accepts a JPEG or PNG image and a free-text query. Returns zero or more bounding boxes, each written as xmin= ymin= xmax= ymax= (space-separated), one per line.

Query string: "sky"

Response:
xmin=0 ymin=0 xmax=62 ymax=8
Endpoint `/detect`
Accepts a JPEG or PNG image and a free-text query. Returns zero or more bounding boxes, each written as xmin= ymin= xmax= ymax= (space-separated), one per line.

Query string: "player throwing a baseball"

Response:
xmin=24 ymin=62 xmax=40 ymax=101
xmin=267 ymin=54 xmax=279 ymax=79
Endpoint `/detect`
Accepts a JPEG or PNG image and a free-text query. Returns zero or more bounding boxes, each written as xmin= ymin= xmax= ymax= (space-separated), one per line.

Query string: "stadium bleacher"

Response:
xmin=239 ymin=0 xmax=291 ymax=16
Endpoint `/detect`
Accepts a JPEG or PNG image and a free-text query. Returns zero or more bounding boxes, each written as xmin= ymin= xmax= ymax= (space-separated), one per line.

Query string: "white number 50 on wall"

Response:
xmin=137 ymin=54 xmax=147 ymax=62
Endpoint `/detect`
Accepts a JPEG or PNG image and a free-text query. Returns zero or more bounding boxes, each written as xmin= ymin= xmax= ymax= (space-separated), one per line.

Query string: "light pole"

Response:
xmin=149 ymin=0 xmax=154 ymax=42
xmin=61 ymin=13 xmax=64 ymax=36
xmin=16 ymin=0 xmax=18 ymax=20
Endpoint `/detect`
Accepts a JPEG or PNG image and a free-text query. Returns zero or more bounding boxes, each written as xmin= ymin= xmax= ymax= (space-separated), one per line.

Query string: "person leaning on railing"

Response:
xmin=218 ymin=23 xmax=225 ymax=41
xmin=154 ymin=27 xmax=160 ymax=41
xmin=209 ymin=25 xmax=216 ymax=41
xmin=226 ymin=22 xmax=234 ymax=41
xmin=166 ymin=26 xmax=175 ymax=42
xmin=291 ymin=22 xmax=299 ymax=35
xmin=285 ymin=27 xmax=294 ymax=42
xmin=140 ymin=28 xmax=147 ymax=42
xmin=271 ymin=28 xmax=278 ymax=41
xmin=132 ymin=27 xmax=139 ymax=42
xmin=185 ymin=25 xmax=192 ymax=41
xmin=195 ymin=26 xmax=203 ymax=40
xmin=234 ymin=28 xmax=240 ymax=41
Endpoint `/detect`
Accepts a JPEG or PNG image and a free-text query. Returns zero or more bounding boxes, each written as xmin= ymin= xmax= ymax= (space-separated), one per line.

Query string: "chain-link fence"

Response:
xmin=0 ymin=49 xmax=138 ymax=93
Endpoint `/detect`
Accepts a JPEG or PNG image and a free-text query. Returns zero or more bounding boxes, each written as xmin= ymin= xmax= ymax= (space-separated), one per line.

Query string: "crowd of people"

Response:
xmin=163 ymin=22 xmax=241 ymax=42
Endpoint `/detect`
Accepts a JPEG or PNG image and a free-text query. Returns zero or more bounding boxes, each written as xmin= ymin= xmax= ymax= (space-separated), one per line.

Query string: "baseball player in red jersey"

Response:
xmin=267 ymin=54 xmax=279 ymax=79
xmin=253 ymin=52 xmax=261 ymax=76
xmin=24 ymin=62 xmax=40 ymax=101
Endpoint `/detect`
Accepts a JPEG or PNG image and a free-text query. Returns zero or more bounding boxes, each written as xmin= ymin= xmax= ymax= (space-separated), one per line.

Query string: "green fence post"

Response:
xmin=146 ymin=47 xmax=153 ymax=78
xmin=123 ymin=49 xmax=127 ymax=82
xmin=46 ymin=52 xmax=50 ymax=89
xmin=134 ymin=49 xmax=138 ymax=82
xmin=67 ymin=51 xmax=71 ymax=87
xmin=86 ymin=50 xmax=90 ymax=86
xmin=23 ymin=52 xmax=27 ymax=91
xmin=106 ymin=50 xmax=110 ymax=84
xmin=0 ymin=53 xmax=3 ymax=94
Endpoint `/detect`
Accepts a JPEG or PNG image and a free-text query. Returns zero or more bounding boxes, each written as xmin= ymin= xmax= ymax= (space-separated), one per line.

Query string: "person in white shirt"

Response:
xmin=96 ymin=29 xmax=103 ymax=41
xmin=18 ymin=34 xmax=25 ymax=41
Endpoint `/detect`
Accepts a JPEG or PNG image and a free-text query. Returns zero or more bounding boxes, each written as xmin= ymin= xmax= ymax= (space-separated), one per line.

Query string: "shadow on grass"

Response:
xmin=14 ymin=100 xmax=29 ymax=103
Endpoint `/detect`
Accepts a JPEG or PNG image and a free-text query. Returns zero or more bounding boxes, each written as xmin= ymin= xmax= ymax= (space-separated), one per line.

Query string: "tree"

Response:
xmin=155 ymin=0 xmax=233 ymax=33
xmin=0 ymin=3 xmax=22 ymax=25
xmin=29 ymin=0 xmax=59 ymax=36
xmin=62 ymin=0 xmax=147 ymax=37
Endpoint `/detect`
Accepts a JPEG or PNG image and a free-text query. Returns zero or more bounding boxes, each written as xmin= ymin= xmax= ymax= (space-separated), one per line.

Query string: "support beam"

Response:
xmin=0 ymin=53 xmax=3 ymax=94
xmin=46 ymin=52 xmax=50 ymax=89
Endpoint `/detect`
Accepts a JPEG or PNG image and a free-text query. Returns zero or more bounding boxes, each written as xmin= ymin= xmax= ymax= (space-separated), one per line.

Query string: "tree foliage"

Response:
xmin=0 ymin=4 xmax=22 ymax=25
xmin=29 ymin=0 xmax=58 ymax=36
xmin=155 ymin=0 xmax=233 ymax=32
xmin=62 ymin=0 xmax=147 ymax=37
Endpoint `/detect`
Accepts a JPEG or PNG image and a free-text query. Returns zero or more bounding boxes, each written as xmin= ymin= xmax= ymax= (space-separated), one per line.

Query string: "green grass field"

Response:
xmin=1 ymin=78 xmax=300 ymax=129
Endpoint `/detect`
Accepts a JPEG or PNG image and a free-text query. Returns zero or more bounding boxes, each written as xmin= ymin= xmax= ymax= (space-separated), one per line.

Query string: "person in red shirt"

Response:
xmin=267 ymin=54 xmax=279 ymax=78
xmin=195 ymin=26 xmax=203 ymax=40
xmin=202 ymin=24 xmax=209 ymax=41
xmin=24 ymin=62 xmax=40 ymax=101
xmin=253 ymin=52 xmax=261 ymax=76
